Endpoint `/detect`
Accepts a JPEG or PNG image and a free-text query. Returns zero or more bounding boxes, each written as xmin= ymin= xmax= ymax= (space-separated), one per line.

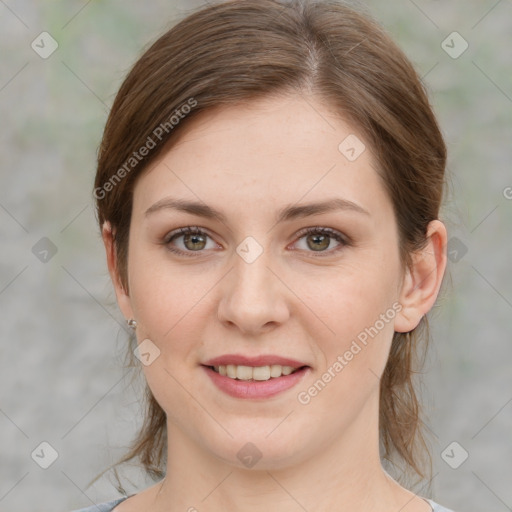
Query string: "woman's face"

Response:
xmin=115 ymin=94 xmax=410 ymax=469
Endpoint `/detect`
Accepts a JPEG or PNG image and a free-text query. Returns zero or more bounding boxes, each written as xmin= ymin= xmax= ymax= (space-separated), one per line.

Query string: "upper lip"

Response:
xmin=202 ymin=354 xmax=310 ymax=368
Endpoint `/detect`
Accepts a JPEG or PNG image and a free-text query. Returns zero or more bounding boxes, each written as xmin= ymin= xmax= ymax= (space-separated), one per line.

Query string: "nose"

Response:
xmin=216 ymin=245 xmax=290 ymax=335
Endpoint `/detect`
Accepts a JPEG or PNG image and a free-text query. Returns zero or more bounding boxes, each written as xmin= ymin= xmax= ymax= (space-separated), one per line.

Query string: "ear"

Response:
xmin=101 ymin=221 xmax=135 ymax=322
xmin=394 ymin=220 xmax=448 ymax=333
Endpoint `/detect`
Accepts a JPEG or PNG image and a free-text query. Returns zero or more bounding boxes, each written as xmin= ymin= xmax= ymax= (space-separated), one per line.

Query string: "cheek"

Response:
xmin=302 ymin=257 xmax=400 ymax=375
xmin=128 ymin=260 xmax=214 ymax=423
xmin=294 ymin=274 xmax=398 ymax=425
xmin=127 ymin=244 xmax=211 ymax=341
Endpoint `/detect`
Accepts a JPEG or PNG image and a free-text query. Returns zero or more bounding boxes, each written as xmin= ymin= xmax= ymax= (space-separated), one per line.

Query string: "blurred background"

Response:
xmin=0 ymin=1 xmax=511 ymax=511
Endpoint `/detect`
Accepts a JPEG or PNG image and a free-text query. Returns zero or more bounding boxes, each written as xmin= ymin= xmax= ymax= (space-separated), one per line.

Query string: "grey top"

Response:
xmin=70 ymin=496 xmax=456 ymax=511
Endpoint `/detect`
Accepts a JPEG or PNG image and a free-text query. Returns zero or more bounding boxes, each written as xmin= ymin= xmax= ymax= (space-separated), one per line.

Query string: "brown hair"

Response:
xmin=94 ymin=0 xmax=446 ymax=491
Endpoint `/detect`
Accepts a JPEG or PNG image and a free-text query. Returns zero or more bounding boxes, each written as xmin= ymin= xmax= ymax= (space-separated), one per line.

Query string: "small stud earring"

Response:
xmin=127 ymin=319 xmax=137 ymax=330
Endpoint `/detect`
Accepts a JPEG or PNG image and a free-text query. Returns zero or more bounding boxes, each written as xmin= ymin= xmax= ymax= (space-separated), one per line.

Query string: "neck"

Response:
xmin=147 ymin=393 xmax=422 ymax=512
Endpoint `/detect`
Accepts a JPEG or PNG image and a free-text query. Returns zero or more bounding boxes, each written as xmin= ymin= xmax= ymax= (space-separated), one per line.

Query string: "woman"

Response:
xmin=75 ymin=0 xmax=456 ymax=510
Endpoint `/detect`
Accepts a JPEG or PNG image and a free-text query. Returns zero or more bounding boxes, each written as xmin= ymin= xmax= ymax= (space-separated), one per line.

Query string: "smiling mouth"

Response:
xmin=206 ymin=364 xmax=308 ymax=381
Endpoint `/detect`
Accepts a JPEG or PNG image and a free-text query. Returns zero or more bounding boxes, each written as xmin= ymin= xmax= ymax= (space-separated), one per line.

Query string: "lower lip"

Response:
xmin=202 ymin=365 xmax=310 ymax=399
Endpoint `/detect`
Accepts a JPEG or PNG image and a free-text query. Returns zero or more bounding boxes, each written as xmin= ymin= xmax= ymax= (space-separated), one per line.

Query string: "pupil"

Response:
xmin=308 ymin=233 xmax=329 ymax=251
xmin=185 ymin=233 xmax=206 ymax=250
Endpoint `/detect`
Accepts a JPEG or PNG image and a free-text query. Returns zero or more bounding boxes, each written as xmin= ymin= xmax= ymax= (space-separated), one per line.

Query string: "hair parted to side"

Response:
xmin=93 ymin=0 xmax=446 ymax=491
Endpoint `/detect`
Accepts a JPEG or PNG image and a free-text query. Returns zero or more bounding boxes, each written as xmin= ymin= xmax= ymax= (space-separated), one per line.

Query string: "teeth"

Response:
xmin=212 ymin=364 xmax=300 ymax=381
xmin=226 ymin=364 xmax=237 ymax=379
xmin=252 ymin=366 xmax=271 ymax=380
xmin=236 ymin=365 xmax=254 ymax=380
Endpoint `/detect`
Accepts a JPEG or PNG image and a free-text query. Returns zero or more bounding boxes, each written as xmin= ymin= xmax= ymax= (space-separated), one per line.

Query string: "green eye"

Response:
xmin=164 ymin=226 xmax=349 ymax=258
xmin=165 ymin=227 xmax=215 ymax=256
xmin=293 ymin=227 xmax=349 ymax=255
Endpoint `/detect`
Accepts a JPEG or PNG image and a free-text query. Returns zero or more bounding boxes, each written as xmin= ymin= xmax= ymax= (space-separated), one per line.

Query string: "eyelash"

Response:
xmin=163 ymin=226 xmax=350 ymax=258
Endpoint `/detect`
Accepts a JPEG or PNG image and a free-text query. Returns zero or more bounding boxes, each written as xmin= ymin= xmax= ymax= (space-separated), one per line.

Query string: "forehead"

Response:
xmin=164 ymin=94 xmax=364 ymax=168
xmin=132 ymin=94 xmax=390 ymax=222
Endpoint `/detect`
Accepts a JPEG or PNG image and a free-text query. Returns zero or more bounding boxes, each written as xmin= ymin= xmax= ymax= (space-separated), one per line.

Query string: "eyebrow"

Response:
xmin=145 ymin=196 xmax=370 ymax=223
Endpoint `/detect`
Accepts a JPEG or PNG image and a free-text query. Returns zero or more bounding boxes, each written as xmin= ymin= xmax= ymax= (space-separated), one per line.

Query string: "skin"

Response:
xmin=103 ymin=94 xmax=447 ymax=512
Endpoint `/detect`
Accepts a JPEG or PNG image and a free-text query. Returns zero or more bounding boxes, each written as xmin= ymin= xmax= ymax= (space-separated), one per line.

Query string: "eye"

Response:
xmin=164 ymin=226 xmax=219 ymax=256
xmin=292 ymin=226 xmax=349 ymax=256
xmin=163 ymin=225 xmax=349 ymax=258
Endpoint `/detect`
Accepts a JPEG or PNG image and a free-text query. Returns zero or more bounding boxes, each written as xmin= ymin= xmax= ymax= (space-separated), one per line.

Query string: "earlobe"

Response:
xmin=394 ymin=220 xmax=448 ymax=333
xmin=101 ymin=221 xmax=135 ymax=321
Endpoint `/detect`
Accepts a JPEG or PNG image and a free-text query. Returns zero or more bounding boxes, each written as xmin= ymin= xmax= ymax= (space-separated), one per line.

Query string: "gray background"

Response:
xmin=0 ymin=1 xmax=511 ymax=511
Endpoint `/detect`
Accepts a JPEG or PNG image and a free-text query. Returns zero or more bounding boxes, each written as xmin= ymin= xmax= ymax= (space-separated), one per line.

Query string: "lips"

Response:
xmin=202 ymin=364 xmax=310 ymax=399
xmin=202 ymin=354 xmax=310 ymax=368
xmin=200 ymin=354 xmax=312 ymax=399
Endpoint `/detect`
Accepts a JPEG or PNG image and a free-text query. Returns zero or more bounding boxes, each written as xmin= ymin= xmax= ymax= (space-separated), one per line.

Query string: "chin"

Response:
xmin=205 ymin=425 xmax=310 ymax=471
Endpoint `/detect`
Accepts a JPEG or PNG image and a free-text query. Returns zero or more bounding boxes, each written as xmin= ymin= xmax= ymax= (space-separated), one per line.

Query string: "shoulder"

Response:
xmin=69 ymin=497 xmax=129 ymax=512
xmin=426 ymin=498 xmax=458 ymax=512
